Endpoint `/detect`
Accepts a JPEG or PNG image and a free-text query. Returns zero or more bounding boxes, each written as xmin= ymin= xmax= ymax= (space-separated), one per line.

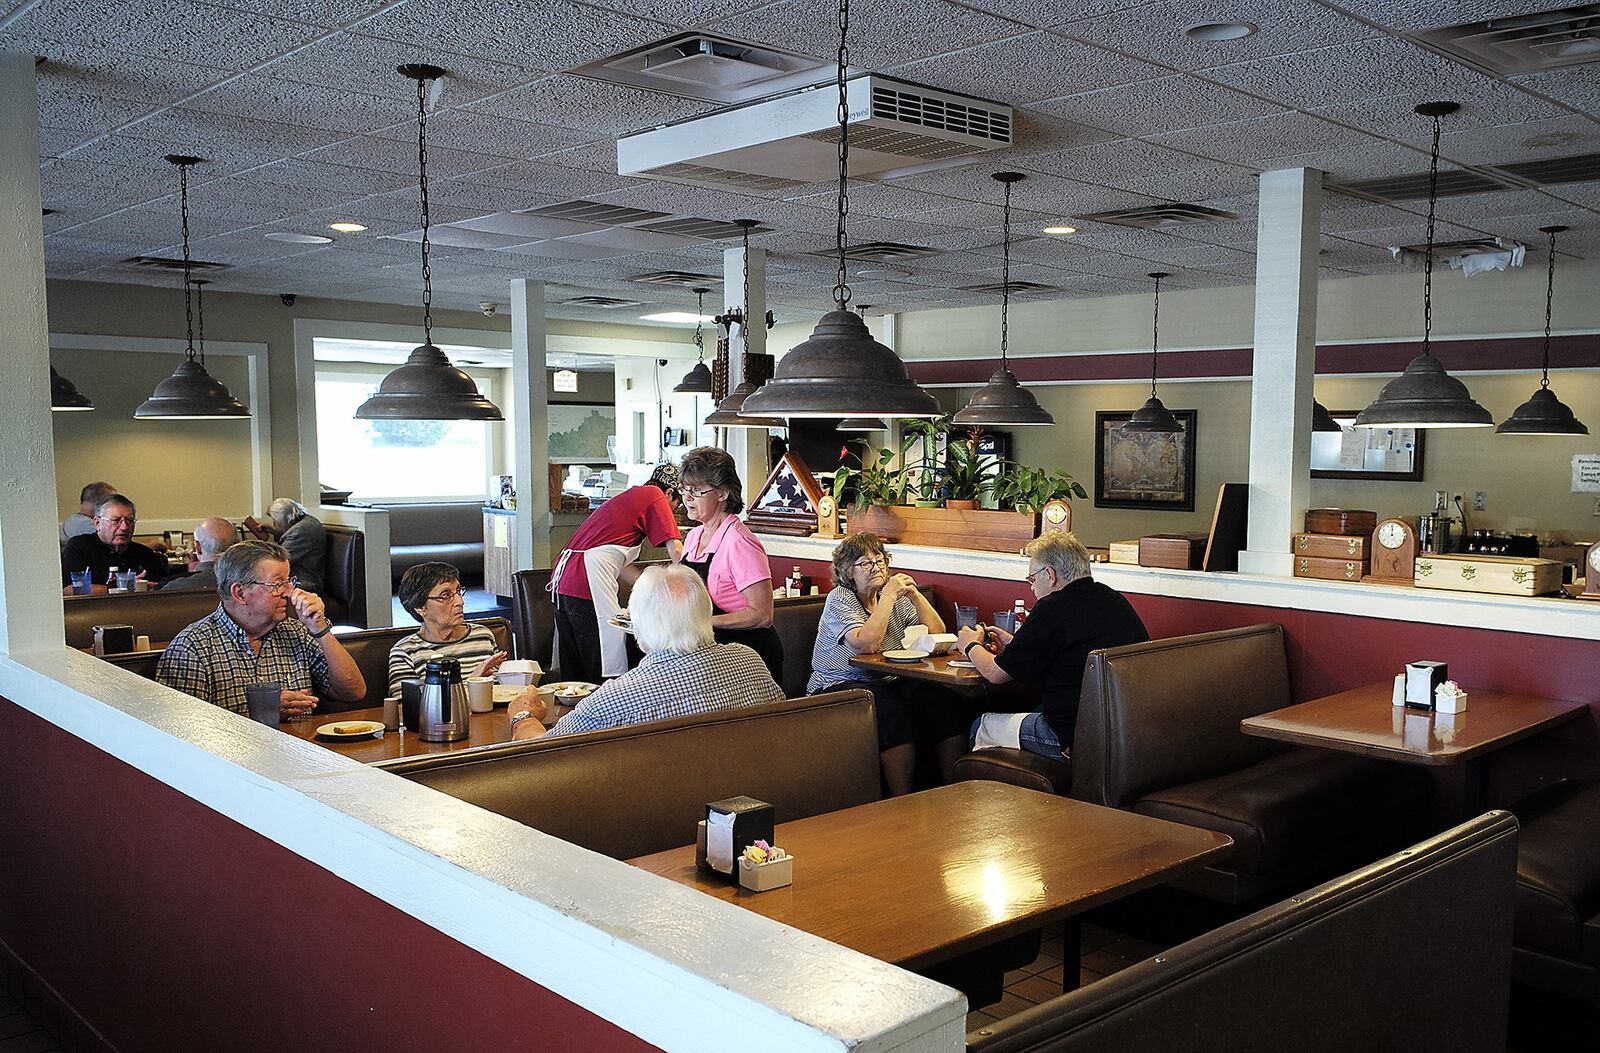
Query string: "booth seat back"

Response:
xmin=1072 ymin=624 xmax=1290 ymax=808
xmin=322 ymin=523 xmax=366 ymax=627
xmin=970 ymin=811 xmax=1519 ymax=1053
xmin=509 ymin=568 xmax=555 ymax=668
xmin=100 ymin=617 xmax=513 ymax=712
xmin=378 ymin=690 xmax=880 ymax=860
xmin=383 ymin=502 xmax=485 ymax=581
xmin=64 ymin=589 xmax=223 ymax=651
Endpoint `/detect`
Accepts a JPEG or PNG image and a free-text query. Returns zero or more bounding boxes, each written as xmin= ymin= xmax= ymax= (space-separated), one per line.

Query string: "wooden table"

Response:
xmin=279 ymin=704 xmax=542 ymax=763
xmin=849 ymin=651 xmax=987 ymax=693
xmin=1242 ymin=682 xmax=1588 ymax=816
xmin=630 ymin=781 xmax=1232 ymax=982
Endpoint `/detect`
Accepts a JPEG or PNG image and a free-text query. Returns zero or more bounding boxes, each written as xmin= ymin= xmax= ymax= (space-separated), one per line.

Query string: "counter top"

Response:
xmin=759 ymin=534 xmax=1600 ymax=643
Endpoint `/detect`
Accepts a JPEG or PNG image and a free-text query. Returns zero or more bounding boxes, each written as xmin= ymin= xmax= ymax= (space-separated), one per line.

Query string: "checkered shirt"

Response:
xmin=155 ymin=605 xmax=332 ymax=715
xmin=545 ymin=641 xmax=783 ymax=738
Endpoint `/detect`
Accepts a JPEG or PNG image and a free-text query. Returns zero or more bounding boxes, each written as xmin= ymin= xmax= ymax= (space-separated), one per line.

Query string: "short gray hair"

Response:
xmin=268 ymin=497 xmax=309 ymax=529
xmin=1022 ymin=532 xmax=1091 ymax=585
xmin=215 ymin=539 xmax=289 ymax=598
xmin=94 ymin=493 xmax=135 ymax=518
xmin=630 ymin=564 xmax=714 ymax=654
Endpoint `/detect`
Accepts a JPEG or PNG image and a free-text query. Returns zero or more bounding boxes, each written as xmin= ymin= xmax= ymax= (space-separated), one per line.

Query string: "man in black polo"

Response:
xmin=956 ymin=532 xmax=1148 ymax=760
xmin=61 ymin=493 xmax=170 ymax=592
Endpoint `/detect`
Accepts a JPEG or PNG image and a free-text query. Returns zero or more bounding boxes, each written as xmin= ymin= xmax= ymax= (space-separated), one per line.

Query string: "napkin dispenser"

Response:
xmin=1405 ymin=661 xmax=1447 ymax=709
xmin=911 ymin=633 xmax=958 ymax=655
xmin=704 ymin=796 xmax=774 ymax=877
xmin=92 ymin=624 xmax=135 ymax=656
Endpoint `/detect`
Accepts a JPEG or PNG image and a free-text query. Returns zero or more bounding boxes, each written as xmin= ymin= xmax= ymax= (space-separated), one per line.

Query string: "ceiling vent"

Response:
xmin=640 ymin=217 xmax=769 ymax=240
xmin=1076 ymin=203 xmax=1240 ymax=229
xmin=125 ymin=255 xmax=229 ymax=272
xmin=830 ymin=242 xmax=940 ymax=263
xmin=619 ymin=76 xmax=1013 ymax=190
xmin=526 ymin=200 xmax=670 ymax=226
xmin=564 ymin=295 xmax=646 ymax=308
xmin=1498 ymin=150 xmax=1600 ymax=185
xmin=1396 ymin=236 xmax=1510 ymax=256
xmin=631 ymin=270 xmax=722 ymax=286
xmin=573 ymin=33 xmax=831 ymax=104
xmin=1335 ymin=167 xmax=1517 ymax=200
xmin=1410 ymin=5 xmax=1600 ymax=76
xmin=963 ymin=280 xmax=1055 ymax=294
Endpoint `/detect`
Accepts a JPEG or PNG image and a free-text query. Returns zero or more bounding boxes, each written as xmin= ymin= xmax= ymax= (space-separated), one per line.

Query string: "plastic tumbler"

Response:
xmin=245 ymin=683 xmax=282 ymax=725
xmin=116 ymin=569 xmax=137 ymax=591
xmin=955 ymin=605 xmax=979 ymax=631
xmin=70 ymin=570 xmax=93 ymax=595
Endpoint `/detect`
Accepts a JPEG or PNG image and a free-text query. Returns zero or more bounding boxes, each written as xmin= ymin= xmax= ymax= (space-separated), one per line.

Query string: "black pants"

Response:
xmin=554 ymin=594 xmax=602 ymax=684
xmin=862 ymin=679 xmax=968 ymax=753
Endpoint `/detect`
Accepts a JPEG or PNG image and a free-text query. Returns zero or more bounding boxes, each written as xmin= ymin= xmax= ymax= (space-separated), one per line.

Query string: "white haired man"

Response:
xmin=253 ymin=497 xmax=327 ymax=596
xmin=161 ymin=517 xmax=239 ymax=592
xmin=511 ymin=563 xmax=781 ymax=740
xmin=956 ymin=532 xmax=1148 ymax=761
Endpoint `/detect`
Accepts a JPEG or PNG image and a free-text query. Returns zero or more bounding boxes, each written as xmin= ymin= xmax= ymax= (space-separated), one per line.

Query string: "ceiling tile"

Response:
xmin=464 ymin=74 xmax=715 ymax=137
xmin=8 ymin=0 xmax=328 ymax=72
xmin=301 ymin=136 xmax=511 ymax=179
xmin=195 ymin=0 xmax=398 ymax=28
xmin=33 ymin=46 xmax=231 ymax=106
xmin=1062 ymin=0 xmax=1375 ymax=71
xmin=1006 ymin=135 xmax=1215 ymax=184
xmin=1312 ymin=85 xmax=1573 ymax=148
xmin=889 ymin=31 xmax=1170 ymax=104
xmin=1324 ymin=1 xmax=1575 ymax=32
xmin=715 ymin=0 xmax=1027 ymax=69
xmin=1112 ymin=163 xmax=1259 ymax=202
xmin=354 ymin=0 xmax=667 ymax=71
xmin=1443 ymin=115 xmax=1600 ymax=168
xmin=251 ymin=158 xmax=415 ymax=194
xmin=262 ymin=31 xmax=540 ymax=103
xmin=184 ymin=74 xmax=410 ymax=133
xmin=1146 ymin=111 xmax=1384 ymax=167
xmin=35 ymin=84 xmax=159 ymax=132
xmin=1031 ymin=74 xmax=1283 ymax=137
xmin=367 ymin=109 xmax=597 ymax=159
xmin=1200 ymin=35 xmax=1486 ymax=111
xmin=494 ymin=239 xmax=634 ymax=260
xmin=1510 ymin=67 xmax=1600 ymax=118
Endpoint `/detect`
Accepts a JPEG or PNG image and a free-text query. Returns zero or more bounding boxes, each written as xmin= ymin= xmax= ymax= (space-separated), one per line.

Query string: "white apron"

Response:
xmin=583 ymin=543 xmax=642 ymax=677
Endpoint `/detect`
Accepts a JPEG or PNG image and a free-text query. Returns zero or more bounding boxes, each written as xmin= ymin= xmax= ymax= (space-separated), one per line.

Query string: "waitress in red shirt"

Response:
xmin=552 ymin=464 xmax=684 ymax=682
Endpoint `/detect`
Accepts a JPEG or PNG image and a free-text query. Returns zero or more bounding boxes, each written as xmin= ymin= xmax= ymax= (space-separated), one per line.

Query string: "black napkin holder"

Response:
xmin=92 ymin=624 xmax=135 ymax=656
xmin=704 ymin=796 xmax=774 ymax=877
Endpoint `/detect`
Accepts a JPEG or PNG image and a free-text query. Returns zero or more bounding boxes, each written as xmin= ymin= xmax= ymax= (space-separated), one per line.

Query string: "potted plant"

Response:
xmin=835 ymin=440 xmax=905 ymax=539
xmin=997 ymin=463 xmax=1088 ymax=514
xmin=944 ymin=434 xmax=1001 ymax=511
xmin=899 ymin=416 xmax=948 ymax=507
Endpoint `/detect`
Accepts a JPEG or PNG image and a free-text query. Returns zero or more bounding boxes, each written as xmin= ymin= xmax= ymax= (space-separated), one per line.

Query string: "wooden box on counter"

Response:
xmin=1108 ymin=540 xmax=1141 ymax=565
xmin=1294 ymin=554 xmax=1369 ymax=582
xmin=1304 ymin=508 xmax=1377 ymax=536
xmin=1414 ymin=554 xmax=1564 ymax=597
xmin=1138 ymin=533 xmax=1209 ymax=570
xmin=1293 ymin=532 xmax=1371 ymax=560
xmin=844 ymin=504 xmax=1039 ymax=554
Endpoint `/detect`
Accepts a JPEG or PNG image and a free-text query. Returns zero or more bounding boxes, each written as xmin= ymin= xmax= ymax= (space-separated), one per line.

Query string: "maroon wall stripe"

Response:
xmin=0 ymin=700 xmax=661 ymax=1053
xmin=907 ymin=334 xmax=1597 ymax=385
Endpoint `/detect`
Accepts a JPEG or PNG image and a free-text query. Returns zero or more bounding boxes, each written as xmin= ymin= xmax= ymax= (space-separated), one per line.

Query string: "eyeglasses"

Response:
xmin=1022 ymin=566 xmax=1051 ymax=585
xmin=681 ymin=485 xmax=718 ymax=500
xmin=99 ymin=516 xmax=135 ymax=526
xmin=241 ymin=577 xmax=298 ymax=594
xmin=426 ymin=587 xmax=464 ymax=604
xmin=853 ymin=557 xmax=888 ymax=572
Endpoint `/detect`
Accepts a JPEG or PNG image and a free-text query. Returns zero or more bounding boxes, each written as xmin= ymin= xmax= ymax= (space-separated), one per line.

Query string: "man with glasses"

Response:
xmin=60 ymin=493 xmax=171 ymax=591
xmin=157 ymin=540 xmax=365 ymax=718
xmin=956 ymin=532 xmax=1147 ymax=761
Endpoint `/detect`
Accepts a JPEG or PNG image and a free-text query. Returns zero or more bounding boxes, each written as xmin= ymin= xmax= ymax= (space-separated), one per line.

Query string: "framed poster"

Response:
xmin=547 ymin=403 xmax=617 ymax=461
xmin=1094 ymin=410 xmax=1197 ymax=511
xmin=1309 ymin=411 xmax=1425 ymax=481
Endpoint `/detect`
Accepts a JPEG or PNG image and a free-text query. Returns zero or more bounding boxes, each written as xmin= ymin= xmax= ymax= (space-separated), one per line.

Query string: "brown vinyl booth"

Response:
xmin=63 ymin=589 xmax=221 ymax=651
xmin=377 ymin=690 xmax=881 ymax=860
xmin=321 ymin=523 xmax=366 ymax=627
xmin=1508 ymin=778 xmax=1600 ymax=1006
xmin=968 ymin=811 xmax=1518 ymax=1053
xmin=385 ymin=502 xmax=485 ymax=583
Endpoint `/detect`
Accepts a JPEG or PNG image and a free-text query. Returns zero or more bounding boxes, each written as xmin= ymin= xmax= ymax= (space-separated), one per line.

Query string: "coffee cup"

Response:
xmin=466 ymin=676 xmax=494 ymax=713
xmin=135 ymin=634 xmax=152 ymax=652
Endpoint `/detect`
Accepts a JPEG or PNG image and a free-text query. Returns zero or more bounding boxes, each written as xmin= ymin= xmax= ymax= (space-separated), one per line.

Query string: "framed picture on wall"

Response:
xmin=1094 ymin=410 xmax=1197 ymax=511
xmin=1309 ymin=411 xmax=1425 ymax=481
xmin=548 ymin=403 xmax=616 ymax=461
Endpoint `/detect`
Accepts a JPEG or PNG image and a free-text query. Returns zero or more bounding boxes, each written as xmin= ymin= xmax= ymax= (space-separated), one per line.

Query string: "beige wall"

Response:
xmin=50 ymin=344 xmax=255 ymax=523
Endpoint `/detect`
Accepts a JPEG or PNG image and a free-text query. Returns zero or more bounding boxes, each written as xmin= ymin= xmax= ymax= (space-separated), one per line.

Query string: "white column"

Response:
xmin=509 ymin=279 xmax=550 ymax=570
xmin=722 ymin=242 xmax=768 ymax=507
xmin=0 ymin=52 xmax=66 ymax=659
xmin=1238 ymin=168 xmax=1322 ymax=577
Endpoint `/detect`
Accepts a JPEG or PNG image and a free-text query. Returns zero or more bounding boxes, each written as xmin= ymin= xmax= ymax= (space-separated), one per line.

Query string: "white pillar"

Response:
xmin=0 ymin=52 xmax=66 ymax=659
xmin=722 ymin=242 xmax=768 ymax=507
xmin=509 ymin=279 xmax=550 ymax=570
xmin=1238 ymin=168 xmax=1322 ymax=577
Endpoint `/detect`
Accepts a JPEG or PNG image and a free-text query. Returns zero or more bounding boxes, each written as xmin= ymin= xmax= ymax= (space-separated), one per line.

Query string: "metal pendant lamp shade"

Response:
xmin=738 ymin=0 xmax=937 ymax=422
xmin=357 ymin=65 xmax=502 ymax=422
xmin=51 ymin=366 xmax=93 ymax=411
xmin=1355 ymin=102 xmax=1491 ymax=430
xmin=838 ymin=417 xmax=887 ymax=432
xmin=674 ymin=287 xmax=715 ymax=393
xmin=955 ymin=172 xmax=1053 ymax=427
xmin=1121 ymin=272 xmax=1184 ymax=434
xmin=135 ymin=155 xmax=250 ymax=420
xmin=1498 ymin=226 xmax=1588 ymax=436
xmin=1311 ymin=399 xmax=1343 ymax=433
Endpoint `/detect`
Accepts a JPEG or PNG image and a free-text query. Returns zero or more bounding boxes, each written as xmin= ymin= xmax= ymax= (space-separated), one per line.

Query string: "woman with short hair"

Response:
xmin=387 ymin=562 xmax=512 ymax=699
xmin=808 ymin=532 xmax=967 ymax=795
xmin=677 ymin=447 xmax=782 ymax=686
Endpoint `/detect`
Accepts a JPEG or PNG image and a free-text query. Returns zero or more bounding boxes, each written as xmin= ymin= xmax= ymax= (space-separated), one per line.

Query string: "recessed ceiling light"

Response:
xmin=264 ymin=232 xmax=333 ymax=244
xmin=328 ymin=221 xmax=367 ymax=233
xmin=1042 ymin=224 xmax=1077 ymax=235
xmin=1183 ymin=21 xmax=1256 ymax=41
xmin=640 ymin=311 xmax=716 ymax=324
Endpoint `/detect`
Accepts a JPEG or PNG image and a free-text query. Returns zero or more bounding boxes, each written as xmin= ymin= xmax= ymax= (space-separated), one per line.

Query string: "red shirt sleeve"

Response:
xmin=640 ymin=488 xmax=682 ymax=547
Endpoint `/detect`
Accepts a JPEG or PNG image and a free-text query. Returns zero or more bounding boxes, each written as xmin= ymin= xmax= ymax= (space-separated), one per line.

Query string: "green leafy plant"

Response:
xmin=839 ymin=440 xmax=903 ymax=510
xmin=944 ymin=435 xmax=1001 ymax=502
xmin=899 ymin=416 xmax=949 ymax=504
xmin=996 ymin=463 xmax=1088 ymax=513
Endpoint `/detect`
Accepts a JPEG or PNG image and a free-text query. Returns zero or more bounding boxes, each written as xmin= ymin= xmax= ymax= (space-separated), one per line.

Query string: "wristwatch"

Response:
xmin=308 ymin=622 xmax=332 ymax=639
xmin=509 ymin=709 xmax=535 ymax=732
xmin=963 ymin=640 xmax=982 ymax=658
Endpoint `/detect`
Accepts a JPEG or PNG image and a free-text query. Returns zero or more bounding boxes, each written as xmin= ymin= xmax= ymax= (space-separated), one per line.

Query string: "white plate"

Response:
xmin=541 ymin=681 xmax=599 ymax=705
xmin=882 ymin=649 xmax=931 ymax=663
xmin=315 ymin=719 xmax=384 ymax=740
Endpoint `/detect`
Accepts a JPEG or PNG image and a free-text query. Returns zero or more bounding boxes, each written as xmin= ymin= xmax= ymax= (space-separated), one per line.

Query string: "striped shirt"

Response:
xmin=807 ymin=587 xmax=921 ymax=695
xmin=387 ymin=623 xmax=499 ymax=698
xmin=156 ymin=606 xmax=332 ymax=715
xmin=545 ymin=642 xmax=781 ymax=738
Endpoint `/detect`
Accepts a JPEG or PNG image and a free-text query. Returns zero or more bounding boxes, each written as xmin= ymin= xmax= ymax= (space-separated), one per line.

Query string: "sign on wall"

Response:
xmin=1573 ymin=454 xmax=1600 ymax=493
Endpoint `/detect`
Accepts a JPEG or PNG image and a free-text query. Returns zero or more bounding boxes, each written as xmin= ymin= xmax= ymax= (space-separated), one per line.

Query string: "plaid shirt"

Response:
xmin=545 ymin=642 xmax=782 ymax=738
xmin=155 ymin=606 xmax=332 ymax=715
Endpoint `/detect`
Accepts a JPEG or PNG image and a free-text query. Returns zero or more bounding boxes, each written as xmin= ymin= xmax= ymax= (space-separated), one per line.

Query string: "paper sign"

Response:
xmin=1573 ymin=454 xmax=1600 ymax=493
xmin=493 ymin=515 xmax=508 ymax=547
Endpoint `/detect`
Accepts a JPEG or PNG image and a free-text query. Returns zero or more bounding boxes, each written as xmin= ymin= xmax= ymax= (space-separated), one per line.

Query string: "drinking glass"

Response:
xmin=955 ymin=605 xmax=979 ymax=631
xmin=245 ymin=683 xmax=282 ymax=725
xmin=70 ymin=570 xmax=93 ymax=595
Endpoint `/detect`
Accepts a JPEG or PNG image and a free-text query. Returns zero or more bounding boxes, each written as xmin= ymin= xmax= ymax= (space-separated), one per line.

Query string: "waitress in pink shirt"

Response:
xmin=677 ymin=446 xmax=782 ymax=686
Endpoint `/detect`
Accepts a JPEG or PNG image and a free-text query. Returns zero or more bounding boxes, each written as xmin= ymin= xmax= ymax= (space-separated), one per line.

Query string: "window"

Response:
xmin=315 ymin=370 xmax=500 ymax=502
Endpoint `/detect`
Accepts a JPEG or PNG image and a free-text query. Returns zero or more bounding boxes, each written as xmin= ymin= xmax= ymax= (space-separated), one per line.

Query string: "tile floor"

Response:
xmin=965 ymin=923 xmax=1162 ymax=1034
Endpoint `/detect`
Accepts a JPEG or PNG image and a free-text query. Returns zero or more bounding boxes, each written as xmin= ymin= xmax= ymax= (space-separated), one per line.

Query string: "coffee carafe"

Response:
xmin=1418 ymin=512 xmax=1456 ymax=555
xmin=417 ymin=657 xmax=470 ymax=743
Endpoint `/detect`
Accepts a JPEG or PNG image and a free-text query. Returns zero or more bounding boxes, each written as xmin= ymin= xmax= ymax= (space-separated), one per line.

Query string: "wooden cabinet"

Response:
xmin=483 ymin=509 xmax=515 ymax=599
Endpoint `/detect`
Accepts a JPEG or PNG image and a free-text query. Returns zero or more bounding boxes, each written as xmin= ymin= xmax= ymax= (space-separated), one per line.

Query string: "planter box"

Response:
xmin=844 ymin=504 xmax=1038 ymax=554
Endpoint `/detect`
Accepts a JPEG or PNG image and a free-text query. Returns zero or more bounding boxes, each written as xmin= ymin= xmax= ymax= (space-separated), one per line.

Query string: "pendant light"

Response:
xmin=1311 ymin=400 xmax=1343 ymax=433
xmin=135 ymin=155 xmax=250 ymax=420
xmin=51 ymin=366 xmax=93 ymax=411
xmin=1122 ymin=272 xmax=1184 ymax=433
xmin=705 ymin=220 xmax=784 ymax=429
xmin=1354 ymin=102 xmax=1492 ymax=430
xmin=953 ymin=172 xmax=1053 ymax=427
xmin=673 ymin=287 xmax=714 ymax=394
xmin=838 ymin=305 xmax=889 ymax=432
xmin=356 ymin=65 xmax=502 ymax=421
xmin=1497 ymin=226 xmax=1588 ymax=436
xmin=740 ymin=0 xmax=938 ymax=421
